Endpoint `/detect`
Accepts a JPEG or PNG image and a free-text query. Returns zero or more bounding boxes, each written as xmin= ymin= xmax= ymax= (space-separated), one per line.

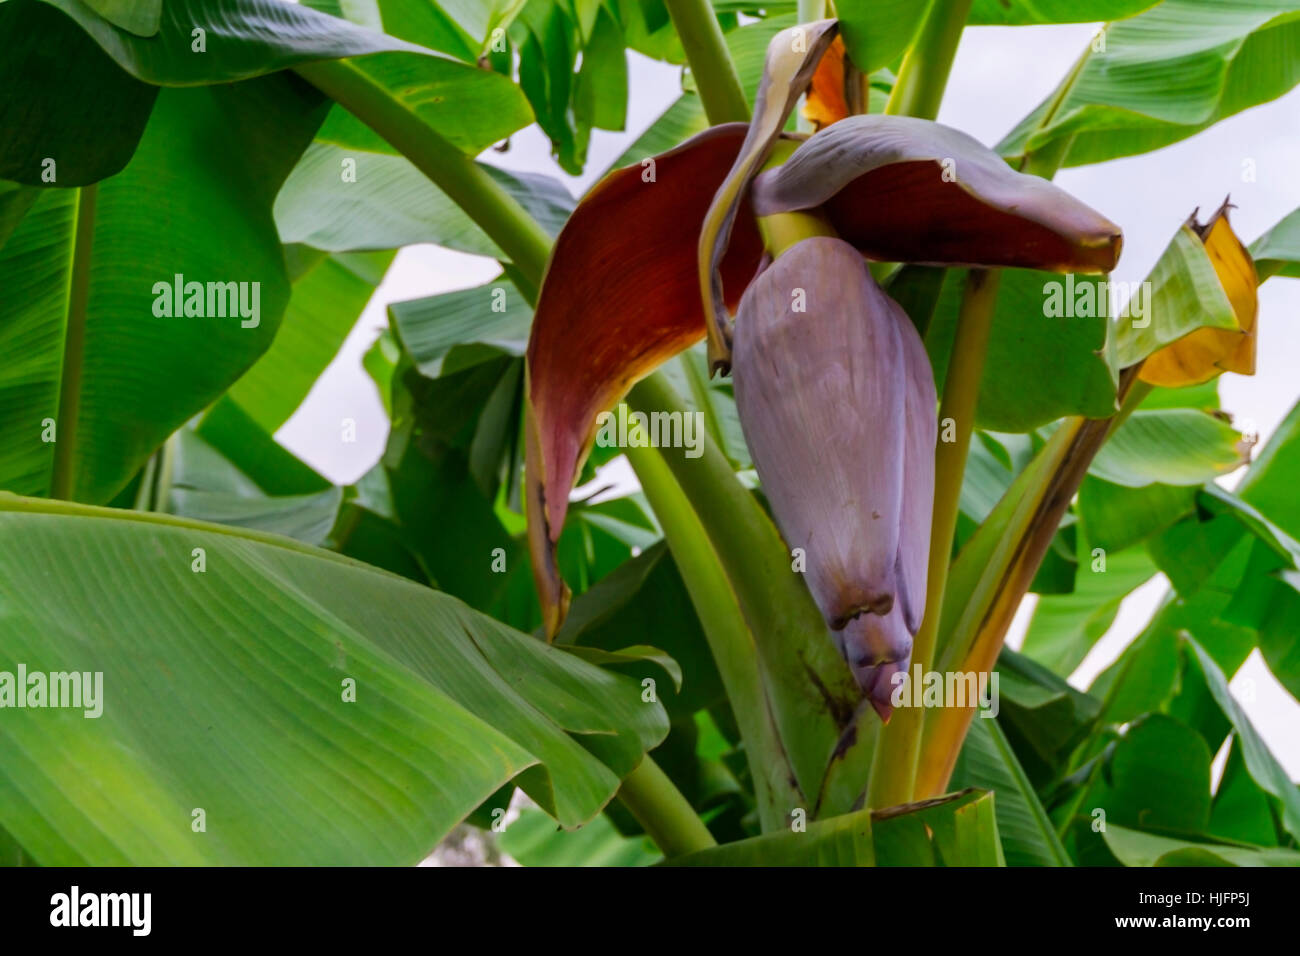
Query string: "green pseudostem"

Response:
xmin=620 ymin=405 xmax=798 ymax=832
xmin=662 ymin=0 xmax=750 ymax=125
xmin=884 ymin=0 xmax=976 ymax=121
xmin=617 ymin=751 xmax=719 ymax=856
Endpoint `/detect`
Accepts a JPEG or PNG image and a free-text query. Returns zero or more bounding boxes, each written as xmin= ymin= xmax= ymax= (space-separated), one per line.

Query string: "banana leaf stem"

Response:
xmin=795 ymin=0 xmax=827 ymax=132
xmin=662 ymin=0 xmax=751 ymax=125
xmin=133 ymin=433 xmax=177 ymax=514
xmin=621 ymin=406 xmax=798 ymax=830
xmin=50 ymin=183 xmax=98 ymax=501
xmin=884 ymin=0 xmax=974 ymax=120
xmin=628 ymin=371 xmax=865 ymax=813
xmin=798 ymin=0 xmax=827 ymax=24
xmin=1016 ymin=35 xmax=1095 ymax=174
xmin=914 ymin=367 xmax=1148 ymax=796
xmin=617 ymin=755 xmax=717 ymax=857
xmin=868 ymin=267 xmax=1000 ymax=808
xmin=293 ymin=59 xmax=550 ymax=302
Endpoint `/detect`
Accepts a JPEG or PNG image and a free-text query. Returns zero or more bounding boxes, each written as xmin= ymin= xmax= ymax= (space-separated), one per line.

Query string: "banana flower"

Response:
xmin=523 ymin=19 xmax=1122 ymax=717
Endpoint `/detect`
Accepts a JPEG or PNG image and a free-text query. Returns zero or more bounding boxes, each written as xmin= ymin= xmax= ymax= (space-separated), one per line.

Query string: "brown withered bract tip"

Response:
xmin=1187 ymin=195 xmax=1236 ymax=240
xmin=751 ymin=115 xmax=1123 ymax=275
xmin=1140 ymin=199 xmax=1258 ymax=389
xmin=730 ymin=236 xmax=935 ymax=713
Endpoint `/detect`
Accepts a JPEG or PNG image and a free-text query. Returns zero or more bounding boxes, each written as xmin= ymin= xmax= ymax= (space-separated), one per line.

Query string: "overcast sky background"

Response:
xmin=277 ymin=23 xmax=1300 ymax=776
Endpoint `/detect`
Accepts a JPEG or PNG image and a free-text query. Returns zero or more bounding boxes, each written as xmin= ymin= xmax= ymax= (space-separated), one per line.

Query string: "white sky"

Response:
xmin=277 ymin=24 xmax=1300 ymax=777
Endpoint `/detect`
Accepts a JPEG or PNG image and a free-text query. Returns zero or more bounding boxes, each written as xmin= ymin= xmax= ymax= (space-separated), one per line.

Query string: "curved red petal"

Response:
xmin=525 ymin=124 xmax=765 ymax=635
xmin=753 ymin=115 xmax=1122 ymax=273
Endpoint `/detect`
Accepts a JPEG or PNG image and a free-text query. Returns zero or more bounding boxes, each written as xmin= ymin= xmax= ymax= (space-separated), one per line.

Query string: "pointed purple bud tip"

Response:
xmin=862 ymin=659 xmax=909 ymax=724
xmin=837 ymin=605 xmax=912 ymax=720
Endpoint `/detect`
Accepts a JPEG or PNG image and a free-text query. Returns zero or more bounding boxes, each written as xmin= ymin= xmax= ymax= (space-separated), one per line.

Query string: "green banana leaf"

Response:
xmin=957 ymin=432 xmax=1025 ymax=531
xmin=41 ymin=0 xmax=422 ymax=83
xmin=41 ymin=0 xmax=532 ymax=156
xmin=170 ymin=485 xmax=344 ymax=546
xmin=556 ymin=541 xmax=724 ymax=719
xmin=1103 ymin=825 xmax=1300 ymax=866
xmin=307 ymin=0 xmax=528 ymax=62
xmin=971 ymin=0 xmax=1160 ymax=25
xmin=1185 ymin=638 xmax=1300 ymax=842
xmin=194 ymin=400 xmax=333 ymax=498
xmin=275 ymin=143 xmax=573 ymax=254
xmin=949 ymin=717 xmax=1072 ymax=866
xmin=516 ymin=0 xmax=629 ymax=174
xmin=666 ymin=790 xmax=1004 ymax=866
xmin=167 ymin=427 xmax=344 ymax=547
xmin=993 ymin=649 xmax=1102 ymax=780
xmin=83 ymin=0 xmax=162 ymax=36
xmin=389 ymin=279 xmax=533 ymax=379
xmin=1209 ymin=735 xmax=1284 ymax=846
xmin=219 ymin=249 xmax=395 ymax=436
xmin=1000 ymin=0 xmax=1300 ymax=169
xmin=1089 ymin=409 xmax=1250 ymax=487
xmin=0 ymin=78 xmax=322 ymax=504
xmin=1108 ymin=714 xmax=1215 ymax=834
xmin=0 ymin=494 xmax=667 ymax=864
xmin=1077 ymin=477 xmax=1197 ymax=553
xmin=1238 ymin=394 xmax=1300 ymax=540
xmin=838 ymin=1 xmax=929 ymax=73
xmin=500 ymin=807 xmax=661 ymax=866
xmin=1251 ymin=205 xmax=1300 ymax=280
xmin=1020 ymin=543 xmax=1159 ymax=676
xmin=925 ymin=268 xmax=1117 ymax=433
xmin=0 ymin=182 xmax=39 ymax=251
xmin=1086 ymin=543 xmax=1253 ymax=726
xmin=0 ymin=1 xmax=158 ymax=186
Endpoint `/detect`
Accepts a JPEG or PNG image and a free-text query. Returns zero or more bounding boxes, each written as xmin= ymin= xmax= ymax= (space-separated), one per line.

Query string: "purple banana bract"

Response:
xmin=731 ymin=236 xmax=937 ymax=720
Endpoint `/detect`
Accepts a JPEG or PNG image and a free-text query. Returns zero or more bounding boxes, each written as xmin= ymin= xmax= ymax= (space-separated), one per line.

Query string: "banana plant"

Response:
xmin=2 ymin=0 xmax=1299 ymax=867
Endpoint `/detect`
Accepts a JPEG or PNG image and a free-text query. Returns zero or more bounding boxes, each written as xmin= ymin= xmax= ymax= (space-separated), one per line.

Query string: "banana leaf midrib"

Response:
xmin=50 ymin=184 xmax=97 ymax=500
